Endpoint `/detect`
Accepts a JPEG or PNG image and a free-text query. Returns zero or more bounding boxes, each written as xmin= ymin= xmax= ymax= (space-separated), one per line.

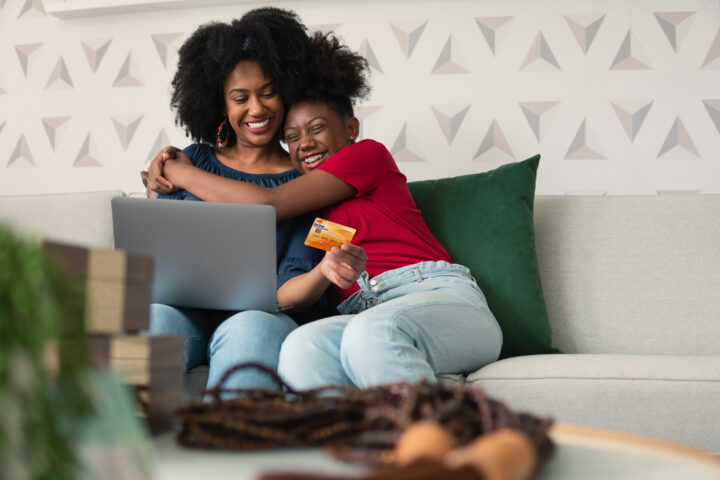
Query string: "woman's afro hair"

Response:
xmin=170 ymin=7 xmax=311 ymax=146
xmin=291 ymin=31 xmax=371 ymax=119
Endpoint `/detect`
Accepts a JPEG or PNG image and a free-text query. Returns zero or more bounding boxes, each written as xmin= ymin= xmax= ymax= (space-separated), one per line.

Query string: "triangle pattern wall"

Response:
xmin=0 ymin=0 xmax=719 ymax=195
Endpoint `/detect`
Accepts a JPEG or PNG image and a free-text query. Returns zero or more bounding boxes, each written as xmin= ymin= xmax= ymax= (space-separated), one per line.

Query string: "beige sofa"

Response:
xmin=1 ymin=190 xmax=718 ymax=453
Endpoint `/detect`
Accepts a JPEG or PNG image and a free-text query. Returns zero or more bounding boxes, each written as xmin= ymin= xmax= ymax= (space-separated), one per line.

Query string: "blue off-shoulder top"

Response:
xmin=159 ymin=144 xmax=328 ymax=321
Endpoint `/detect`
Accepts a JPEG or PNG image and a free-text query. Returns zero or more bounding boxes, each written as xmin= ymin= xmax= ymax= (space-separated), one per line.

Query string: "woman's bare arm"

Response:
xmin=277 ymin=244 xmax=367 ymax=310
xmin=276 ymin=264 xmax=330 ymax=310
xmin=163 ymin=159 xmax=355 ymax=221
xmin=146 ymin=147 xmax=183 ymax=194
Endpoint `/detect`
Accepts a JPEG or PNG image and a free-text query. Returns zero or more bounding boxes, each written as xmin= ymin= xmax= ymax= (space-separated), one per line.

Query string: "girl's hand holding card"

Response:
xmin=319 ymin=243 xmax=367 ymax=290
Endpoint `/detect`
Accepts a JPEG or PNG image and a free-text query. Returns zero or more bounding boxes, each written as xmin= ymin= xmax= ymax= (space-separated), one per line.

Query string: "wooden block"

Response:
xmin=111 ymin=335 xmax=185 ymax=370
xmin=84 ymin=281 xmax=152 ymax=333
xmin=44 ymin=241 xmax=153 ymax=284
xmin=87 ymin=334 xmax=111 ymax=368
xmin=90 ymin=334 xmax=184 ymax=384
xmin=43 ymin=241 xmax=154 ymax=333
xmin=147 ymin=368 xmax=184 ymax=433
xmin=88 ymin=334 xmax=185 ymax=434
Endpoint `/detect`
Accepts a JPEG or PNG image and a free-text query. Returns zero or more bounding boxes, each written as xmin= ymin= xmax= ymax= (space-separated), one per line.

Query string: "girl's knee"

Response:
xmin=280 ymin=321 xmax=339 ymax=359
xmin=339 ymin=316 xmax=387 ymax=367
xmin=277 ymin=328 xmax=316 ymax=384
xmin=341 ymin=314 xmax=392 ymax=349
xmin=277 ymin=325 xmax=323 ymax=369
xmin=279 ymin=323 xmax=350 ymax=390
xmin=279 ymin=327 xmax=308 ymax=356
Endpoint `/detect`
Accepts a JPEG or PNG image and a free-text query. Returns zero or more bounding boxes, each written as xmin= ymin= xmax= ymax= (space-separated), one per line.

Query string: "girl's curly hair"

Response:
xmin=170 ymin=7 xmax=310 ymax=147
xmin=291 ymin=31 xmax=371 ymax=119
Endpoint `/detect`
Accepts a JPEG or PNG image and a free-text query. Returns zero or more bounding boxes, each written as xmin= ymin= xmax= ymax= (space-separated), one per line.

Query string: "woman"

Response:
xmin=144 ymin=8 xmax=351 ymax=395
xmin=148 ymin=31 xmax=502 ymax=390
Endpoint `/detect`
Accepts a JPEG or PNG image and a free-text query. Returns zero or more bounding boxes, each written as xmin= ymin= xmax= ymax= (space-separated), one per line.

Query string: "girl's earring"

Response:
xmin=216 ymin=118 xmax=229 ymax=149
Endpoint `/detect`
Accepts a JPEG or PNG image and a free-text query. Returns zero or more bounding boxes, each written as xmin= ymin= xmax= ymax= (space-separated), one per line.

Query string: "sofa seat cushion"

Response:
xmin=467 ymin=354 xmax=720 ymax=453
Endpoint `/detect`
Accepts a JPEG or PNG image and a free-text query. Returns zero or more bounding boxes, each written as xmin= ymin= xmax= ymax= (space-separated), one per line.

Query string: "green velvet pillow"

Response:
xmin=407 ymin=155 xmax=558 ymax=358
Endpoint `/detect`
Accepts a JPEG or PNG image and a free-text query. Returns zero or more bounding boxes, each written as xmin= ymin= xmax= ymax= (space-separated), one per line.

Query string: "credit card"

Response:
xmin=304 ymin=217 xmax=356 ymax=251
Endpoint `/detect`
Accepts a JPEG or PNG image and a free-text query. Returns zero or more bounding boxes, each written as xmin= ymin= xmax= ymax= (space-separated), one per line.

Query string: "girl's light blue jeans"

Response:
xmin=148 ymin=305 xmax=297 ymax=393
xmin=277 ymin=261 xmax=502 ymax=389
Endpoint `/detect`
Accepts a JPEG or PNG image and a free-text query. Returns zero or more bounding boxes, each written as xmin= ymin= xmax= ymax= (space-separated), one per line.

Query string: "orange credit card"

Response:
xmin=304 ymin=218 xmax=356 ymax=251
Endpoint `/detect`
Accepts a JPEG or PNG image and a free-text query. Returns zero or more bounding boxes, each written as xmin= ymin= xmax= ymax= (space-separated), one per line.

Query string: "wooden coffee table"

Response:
xmin=152 ymin=424 xmax=720 ymax=479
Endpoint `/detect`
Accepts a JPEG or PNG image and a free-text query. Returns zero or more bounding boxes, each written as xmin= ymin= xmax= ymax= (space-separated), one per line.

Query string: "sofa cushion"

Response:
xmin=0 ymin=190 xmax=124 ymax=248
xmin=533 ymin=195 xmax=720 ymax=355
xmin=467 ymin=354 xmax=720 ymax=452
xmin=408 ymin=155 xmax=557 ymax=358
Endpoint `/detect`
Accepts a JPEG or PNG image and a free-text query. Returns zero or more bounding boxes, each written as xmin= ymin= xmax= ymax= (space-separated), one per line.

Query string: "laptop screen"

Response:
xmin=112 ymin=197 xmax=278 ymax=312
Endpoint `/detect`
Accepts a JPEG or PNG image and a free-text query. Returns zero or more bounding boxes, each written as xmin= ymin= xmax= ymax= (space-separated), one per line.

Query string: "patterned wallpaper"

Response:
xmin=0 ymin=0 xmax=719 ymax=196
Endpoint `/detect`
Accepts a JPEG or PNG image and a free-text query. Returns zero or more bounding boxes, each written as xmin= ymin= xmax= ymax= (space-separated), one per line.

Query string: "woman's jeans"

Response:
xmin=278 ymin=261 xmax=502 ymax=389
xmin=148 ymin=305 xmax=297 ymax=393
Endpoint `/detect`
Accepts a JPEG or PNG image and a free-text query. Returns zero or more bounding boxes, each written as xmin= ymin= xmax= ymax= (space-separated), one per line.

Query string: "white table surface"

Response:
xmin=151 ymin=434 xmax=367 ymax=479
xmin=151 ymin=425 xmax=720 ymax=480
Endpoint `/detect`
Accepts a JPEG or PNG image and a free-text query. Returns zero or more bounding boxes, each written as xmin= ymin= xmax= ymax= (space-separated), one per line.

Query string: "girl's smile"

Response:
xmin=301 ymin=152 xmax=328 ymax=169
xmin=284 ymin=100 xmax=359 ymax=173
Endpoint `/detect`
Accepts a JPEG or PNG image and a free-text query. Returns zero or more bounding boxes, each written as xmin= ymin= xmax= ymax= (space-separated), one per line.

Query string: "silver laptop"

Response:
xmin=111 ymin=197 xmax=278 ymax=312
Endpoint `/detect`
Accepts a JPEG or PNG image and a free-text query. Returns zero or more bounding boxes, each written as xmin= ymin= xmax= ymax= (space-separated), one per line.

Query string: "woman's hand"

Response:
xmin=139 ymin=170 xmax=158 ymax=198
xmin=319 ymin=243 xmax=367 ymax=289
xmin=163 ymin=151 xmax=194 ymax=187
xmin=147 ymin=146 xmax=180 ymax=194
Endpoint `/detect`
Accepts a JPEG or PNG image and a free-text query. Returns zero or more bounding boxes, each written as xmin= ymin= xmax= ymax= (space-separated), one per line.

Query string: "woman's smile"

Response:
xmin=223 ymin=60 xmax=285 ymax=148
xmin=245 ymin=118 xmax=272 ymax=134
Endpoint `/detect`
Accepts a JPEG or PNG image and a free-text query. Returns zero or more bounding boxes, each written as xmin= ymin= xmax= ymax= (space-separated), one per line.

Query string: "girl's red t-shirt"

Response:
xmin=317 ymin=139 xmax=451 ymax=300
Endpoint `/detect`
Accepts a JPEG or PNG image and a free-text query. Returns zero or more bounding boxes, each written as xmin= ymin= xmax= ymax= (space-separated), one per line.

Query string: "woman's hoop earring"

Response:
xmin=216 ymin=118 xmax=229 ymax=149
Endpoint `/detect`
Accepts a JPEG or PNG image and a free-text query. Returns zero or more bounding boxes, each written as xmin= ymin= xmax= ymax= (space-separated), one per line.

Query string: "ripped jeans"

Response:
xmin=277 ymin=261 xmax=502 ymax=389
